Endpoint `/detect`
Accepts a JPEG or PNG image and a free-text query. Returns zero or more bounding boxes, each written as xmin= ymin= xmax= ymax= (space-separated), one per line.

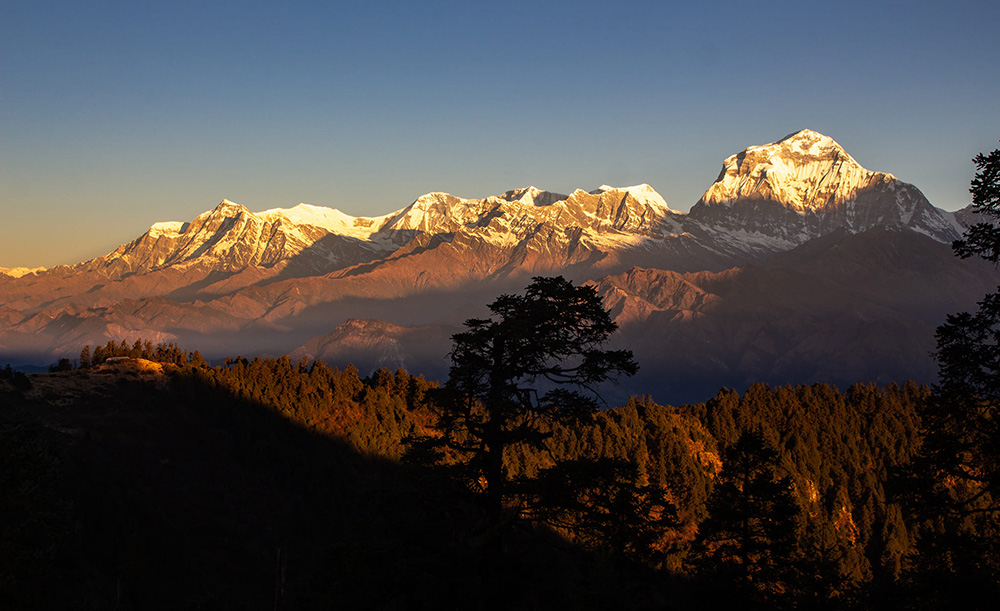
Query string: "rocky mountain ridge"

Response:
xmin=86 ymin=184 xmax=682 ymax=278
xmin=0 ymin=129 xmax=985 ymax=403
xmin=23 ymin=131 xmax=964 ymax=288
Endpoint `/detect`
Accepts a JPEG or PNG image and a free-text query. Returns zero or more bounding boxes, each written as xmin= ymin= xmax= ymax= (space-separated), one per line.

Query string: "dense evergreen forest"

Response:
xmin=1 ymin=335 xmax=994 ymax=609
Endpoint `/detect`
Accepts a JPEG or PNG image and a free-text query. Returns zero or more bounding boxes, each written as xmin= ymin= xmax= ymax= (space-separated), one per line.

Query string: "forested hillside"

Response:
xmin=4 ymin=339 xmax=987 ymax=609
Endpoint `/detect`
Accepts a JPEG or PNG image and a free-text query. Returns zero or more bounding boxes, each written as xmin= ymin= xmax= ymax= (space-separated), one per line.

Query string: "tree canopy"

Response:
xmin=899 ymin=139 xmax=1000 ymax=601
xmin=447 ymin=275 xmax=638 ymax=422
xmin=919 ymin=142 xmax=1000 ymax=518
xmin=435 ymin=276 xmax=637 ymax=474
xmin=411 ymin=275 xmax=638 ymax=607
xmin=953 ymin=142 xmax=1000 ymax=261
xmin=694 ymin=430 xmax=801 ymax=605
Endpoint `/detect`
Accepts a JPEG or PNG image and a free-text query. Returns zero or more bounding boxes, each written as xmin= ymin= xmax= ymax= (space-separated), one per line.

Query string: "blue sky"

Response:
xmin=2 ymin=0 xmax=998 ymax=267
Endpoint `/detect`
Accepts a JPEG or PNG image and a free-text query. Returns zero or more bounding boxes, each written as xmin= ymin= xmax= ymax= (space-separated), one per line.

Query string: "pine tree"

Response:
xmin=953 ymin=142 xmax=1000 ymax=261
xmin=189 ymin=350 xmax=207 ymax=368
xmin=694 ymin=430 xmax=802 ymax=606
xmin=408 ymin=276 xmax=637 ymax=608
xmin=899 ymin=139 xmax=1000 ymax=602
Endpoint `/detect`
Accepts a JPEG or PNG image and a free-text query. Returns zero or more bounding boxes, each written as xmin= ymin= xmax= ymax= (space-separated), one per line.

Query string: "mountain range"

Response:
xmin=1 ymin=129 xmax=991 ymax=402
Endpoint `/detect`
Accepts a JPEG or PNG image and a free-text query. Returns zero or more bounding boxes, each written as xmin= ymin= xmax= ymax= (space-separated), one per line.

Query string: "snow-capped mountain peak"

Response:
xmin=381 ymin=191 xmax=480 ymax=233
xmin=776 ymin=129 xmax=854 ymax=159
xmin=688 ymin=129 xmax=961 ymax=246
xmin=0 ymin=266 xmax=46 ymax=278
xmin=75 ymin=199 xmax=397 ymax=278
xmin=147 ymin=221 xmax=185 ymax=238
xmin=20 ymin=131 xmax=964 ymax=292
xmin=591 ymin=184 xmax=672 ymax=212
xmin=210 ymin=199 xmax=250 ymax=215
xmin=0 ymin=130 xmax=986 ymax=400
xmin=698 ymin=129 xmax=876 ymax=212
xmin=259 ymin=203 xmax=391 ymax=241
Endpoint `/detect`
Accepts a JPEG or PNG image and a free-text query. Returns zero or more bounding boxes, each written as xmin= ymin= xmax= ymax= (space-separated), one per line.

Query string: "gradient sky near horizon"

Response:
xmin=2 ymin=0 xmax=998 ymax=268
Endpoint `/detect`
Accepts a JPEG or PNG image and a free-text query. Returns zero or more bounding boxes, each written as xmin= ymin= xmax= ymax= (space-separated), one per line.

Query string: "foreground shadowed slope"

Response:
xmin=7 ymin=353 xmax=984 ymax=608
xmin=1 ymin=361 xmax=683 ymax=610
xmin=2 ymin=363 xmax=404 ymax=608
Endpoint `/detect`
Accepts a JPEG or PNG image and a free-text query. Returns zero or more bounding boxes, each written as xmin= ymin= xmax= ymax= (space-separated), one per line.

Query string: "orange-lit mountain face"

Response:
xmin=0 ymin=130 xmax=990 ymax=401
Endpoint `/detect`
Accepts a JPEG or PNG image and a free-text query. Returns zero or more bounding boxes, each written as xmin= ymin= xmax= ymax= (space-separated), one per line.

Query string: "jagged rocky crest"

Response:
xmin=66 ymin=184 xmax=681 ymax=282
xmin=53 ymin=130 xmax=964 ymax=285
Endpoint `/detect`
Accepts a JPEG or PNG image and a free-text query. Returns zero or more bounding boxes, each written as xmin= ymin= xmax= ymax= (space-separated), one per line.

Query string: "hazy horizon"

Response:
xmin=3 ymin=0 xmax=998 ymax=268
